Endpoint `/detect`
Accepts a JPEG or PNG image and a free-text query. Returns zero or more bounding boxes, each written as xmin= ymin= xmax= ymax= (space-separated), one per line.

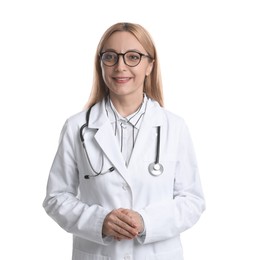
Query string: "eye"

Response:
xmin=126 ymin=52 xmax=141 ymax=61
xmin=102 ymin=52 xmax=117 ymax=61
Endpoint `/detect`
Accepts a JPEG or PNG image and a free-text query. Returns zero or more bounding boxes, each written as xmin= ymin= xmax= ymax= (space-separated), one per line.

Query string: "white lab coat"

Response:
xmin=43 ymin=98 xmax=205 ymax=260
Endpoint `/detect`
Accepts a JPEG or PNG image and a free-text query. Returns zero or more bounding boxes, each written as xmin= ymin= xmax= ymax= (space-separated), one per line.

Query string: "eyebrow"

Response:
xmin=101 ymin=48 xmax=144 ymax=53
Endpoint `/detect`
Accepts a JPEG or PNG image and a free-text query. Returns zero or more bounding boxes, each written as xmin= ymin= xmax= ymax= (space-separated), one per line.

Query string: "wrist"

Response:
xmin=138 ymin=213 xmax=145 ymax=236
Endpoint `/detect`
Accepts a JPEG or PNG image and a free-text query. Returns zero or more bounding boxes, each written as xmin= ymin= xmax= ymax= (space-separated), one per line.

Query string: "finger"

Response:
xmin=117 ymin=209 xmax=137 ymax=228
xmin=113 ymin=218 xmax=138 ymax=238
xmin=102 ymin=211 xmax=137 ymax=239
xmin=120 ymin=209 xmax=144 ymax=234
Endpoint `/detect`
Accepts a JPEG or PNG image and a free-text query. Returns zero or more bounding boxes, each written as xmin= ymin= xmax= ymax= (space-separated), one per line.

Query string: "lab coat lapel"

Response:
xmin=94 ymin=121 xmax=130 ymax=179
xmin=87 ymin=100 xmax=130 ymax=182
xmin=129 ymin=100 xmax=164 ymax=166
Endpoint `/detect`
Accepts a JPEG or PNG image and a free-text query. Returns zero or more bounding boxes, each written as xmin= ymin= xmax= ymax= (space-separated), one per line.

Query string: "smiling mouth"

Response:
xmin=113 ymin=77 xmax=131 ymax=83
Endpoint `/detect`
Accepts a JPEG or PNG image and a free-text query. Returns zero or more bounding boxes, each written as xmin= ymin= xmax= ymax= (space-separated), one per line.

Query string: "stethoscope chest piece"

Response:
xmin=149 ymin=162 xmax=164 ymax=176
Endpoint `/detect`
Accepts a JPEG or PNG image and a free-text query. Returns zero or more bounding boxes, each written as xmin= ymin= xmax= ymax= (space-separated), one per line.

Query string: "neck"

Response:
xmin=109 ymin=94 xmax=144 ymax=117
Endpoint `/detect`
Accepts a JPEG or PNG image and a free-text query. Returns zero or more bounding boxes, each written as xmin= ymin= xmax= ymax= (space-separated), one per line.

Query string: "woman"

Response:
xmin=43 ymin=22 xmax=205 ymax=260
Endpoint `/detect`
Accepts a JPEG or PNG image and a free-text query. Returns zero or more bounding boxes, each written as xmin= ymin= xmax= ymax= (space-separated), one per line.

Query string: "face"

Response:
xmin=100 ymin=31 xmax=153 ymax=100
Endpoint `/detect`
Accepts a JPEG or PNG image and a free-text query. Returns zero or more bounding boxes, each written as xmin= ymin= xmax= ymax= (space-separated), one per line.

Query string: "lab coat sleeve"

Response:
xmin=42 ymin=120 xmax=112 ymax=245
xmin=138 ymin=121 xmax=205 ymax=244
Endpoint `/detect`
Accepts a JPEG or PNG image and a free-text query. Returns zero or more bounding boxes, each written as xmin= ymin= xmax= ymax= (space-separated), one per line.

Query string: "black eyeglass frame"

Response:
xmin=99 ymin=51 xmax=152 ymax=67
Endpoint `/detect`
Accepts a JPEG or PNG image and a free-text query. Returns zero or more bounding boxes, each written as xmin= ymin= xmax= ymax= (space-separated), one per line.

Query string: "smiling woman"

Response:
xmin=87 ymin=23 xmax=164 ymax=110
xmin=43 ymin=22 xmax=205 ymax=260
xmin=99 ymin=31 xmax=154 ymax=111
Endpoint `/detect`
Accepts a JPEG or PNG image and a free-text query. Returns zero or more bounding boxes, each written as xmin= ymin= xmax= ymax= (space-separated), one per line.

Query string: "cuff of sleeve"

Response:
xmin=136 ymin=209 xmax=148 ymax=244
xmin=98 ymin=208 xmax=113 ymax=245
xmin=102 ymin=235 xmax=113 ymax=244
xmin=138 ymin=228 xmax=146 ymax=237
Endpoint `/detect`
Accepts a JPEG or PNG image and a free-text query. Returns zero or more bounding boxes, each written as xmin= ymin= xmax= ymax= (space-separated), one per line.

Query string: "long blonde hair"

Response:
xmin=86 ymin=22 xmax=164 ymax=108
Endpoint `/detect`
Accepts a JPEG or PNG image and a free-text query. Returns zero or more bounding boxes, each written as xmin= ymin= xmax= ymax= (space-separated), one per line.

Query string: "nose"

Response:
xmin=115 ymin=54 xmax=127 ymax=70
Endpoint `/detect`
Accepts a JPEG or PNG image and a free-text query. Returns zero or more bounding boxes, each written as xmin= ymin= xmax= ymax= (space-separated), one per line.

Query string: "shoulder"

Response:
xmin=66 ymin=110 xmax=87 ymax=127
xmin=149 ymin=99 xmax=186 ymax=127
xmin=63 ymin=99 xmax=105 ymax=130
xmin=56 ymin=110 xmax=87 ymax=142
xmin=162 ymin=108 xmax=186 ymax=128
xmin=162 ymin=107 xmax=184 ymax=121
xmin=154 ymin=104 xmax=193 ymax=142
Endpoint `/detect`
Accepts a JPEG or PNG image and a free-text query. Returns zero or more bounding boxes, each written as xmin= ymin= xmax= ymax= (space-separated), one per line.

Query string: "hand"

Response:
xmin=120 ymin=209 xmax=144 ymax=234
xmin=102 ymin=208 xmax=139 ymax=240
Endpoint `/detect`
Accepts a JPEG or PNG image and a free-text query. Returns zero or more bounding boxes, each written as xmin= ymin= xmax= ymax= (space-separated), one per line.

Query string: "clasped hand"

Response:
xmin=102 ymin=208 xmax=144 ymax=240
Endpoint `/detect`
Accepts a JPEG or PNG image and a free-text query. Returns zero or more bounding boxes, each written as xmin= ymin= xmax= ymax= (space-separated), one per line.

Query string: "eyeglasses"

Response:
xmin=100 ymin=51 xmax=151 ymax=67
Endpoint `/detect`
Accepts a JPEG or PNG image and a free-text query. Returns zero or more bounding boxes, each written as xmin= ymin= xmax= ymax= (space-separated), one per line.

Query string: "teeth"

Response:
xmin=116 ymin=77 xmax=129 ymax=82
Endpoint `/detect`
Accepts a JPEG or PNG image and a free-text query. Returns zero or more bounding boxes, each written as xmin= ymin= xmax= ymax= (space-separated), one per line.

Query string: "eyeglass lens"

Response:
xmin=101 ymin=51 xmax=143 ymax=67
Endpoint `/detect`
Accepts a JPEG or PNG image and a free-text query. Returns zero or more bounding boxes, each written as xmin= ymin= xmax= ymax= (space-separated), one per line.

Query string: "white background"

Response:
xmin=0 ymin=0 xmax=258 ymax=259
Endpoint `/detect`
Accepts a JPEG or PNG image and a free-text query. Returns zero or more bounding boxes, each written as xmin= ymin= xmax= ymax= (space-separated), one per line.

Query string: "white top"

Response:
xmin=105 ymin=95 xmax=148 ymax=166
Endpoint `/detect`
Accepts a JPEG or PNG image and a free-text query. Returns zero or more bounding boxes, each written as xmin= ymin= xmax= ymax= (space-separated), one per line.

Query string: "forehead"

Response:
xmin=103 ymin=31 xmax=145 ymax=52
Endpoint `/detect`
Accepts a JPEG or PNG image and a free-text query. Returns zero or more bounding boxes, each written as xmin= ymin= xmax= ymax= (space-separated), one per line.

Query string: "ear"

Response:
xmin=146 ymin=60 xmax=154 ymax=76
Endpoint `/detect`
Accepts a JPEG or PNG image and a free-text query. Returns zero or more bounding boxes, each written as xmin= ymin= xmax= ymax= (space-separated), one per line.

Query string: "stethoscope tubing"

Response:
xmin=80 ymin=105 xmax=115 ymax=179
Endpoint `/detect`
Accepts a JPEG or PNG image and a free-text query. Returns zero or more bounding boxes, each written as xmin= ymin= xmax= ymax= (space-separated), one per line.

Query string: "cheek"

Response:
xmin=101 ymin=69 xmax=106 ymax=82
xmin=100 ymin=64 xmax=106 ymax=77
xmin=134 ymin=63 xmax=152 ymax=79
xmin=101 ymin=66 xmax=111 ymax=84
xmin=131 ymin=65 xmax=145 ymax=75
xmin=135 ymin=67 xmax=149 ymax=82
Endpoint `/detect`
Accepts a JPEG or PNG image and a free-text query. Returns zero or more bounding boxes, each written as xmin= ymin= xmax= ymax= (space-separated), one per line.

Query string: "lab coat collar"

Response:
xmin=87 ymin=96 xmax=163 ymax=129
xmin=105 ymin=94 xmax=149 ymax=130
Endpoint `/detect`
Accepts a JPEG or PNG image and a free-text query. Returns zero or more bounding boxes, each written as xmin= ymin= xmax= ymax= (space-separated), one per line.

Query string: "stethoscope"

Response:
xmin=148 ymin=126 xmax=164 ymax=176
xmin=79 ymin=105 xmax=164 ymax=179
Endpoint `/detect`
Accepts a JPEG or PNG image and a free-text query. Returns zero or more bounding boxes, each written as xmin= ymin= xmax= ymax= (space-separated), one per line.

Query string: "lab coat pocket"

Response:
xmin=143 ymin=151 xmax=177 ymax=172
xmin=72 ymin=248 xmax=111 ymax=260
xmin=145 ymin=247 xmax=183 ymax=260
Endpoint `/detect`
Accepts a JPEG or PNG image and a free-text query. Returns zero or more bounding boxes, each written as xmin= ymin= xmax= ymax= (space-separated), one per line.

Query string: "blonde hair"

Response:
xmin=86 ymin=22 xmax=164 ymax=108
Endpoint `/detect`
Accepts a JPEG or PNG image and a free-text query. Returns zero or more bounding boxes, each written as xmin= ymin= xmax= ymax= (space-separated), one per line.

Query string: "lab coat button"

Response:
xmin=122 ymin=184 xmax=128 ymax=190
xmin=124 ymin=255 xmax=131 ymax=260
